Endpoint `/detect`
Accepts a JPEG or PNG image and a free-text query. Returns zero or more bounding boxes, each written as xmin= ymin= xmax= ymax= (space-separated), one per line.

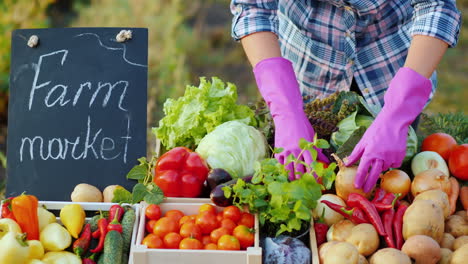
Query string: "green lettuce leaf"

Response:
xmin=153 ymin=77 xmax=256 ymax=149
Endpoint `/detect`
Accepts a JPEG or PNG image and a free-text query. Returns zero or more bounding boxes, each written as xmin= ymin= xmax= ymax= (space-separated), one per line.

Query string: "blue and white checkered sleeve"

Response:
xmin=230 ymin=0 xmax=279 ymax=41
xmin=410 ymin=0 xmax=461 ymax=47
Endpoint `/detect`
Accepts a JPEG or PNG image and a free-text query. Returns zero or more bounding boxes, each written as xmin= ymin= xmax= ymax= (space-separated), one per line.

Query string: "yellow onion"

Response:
xmin=333 ymin=154 xmax=373 ymax=201
xmin=411 ymin=168 xmax=452 ymax=197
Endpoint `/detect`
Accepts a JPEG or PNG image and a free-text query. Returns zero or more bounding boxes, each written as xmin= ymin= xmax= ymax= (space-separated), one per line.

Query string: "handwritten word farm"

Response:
xmin=19 ymin=50 xmax=132 ymax=163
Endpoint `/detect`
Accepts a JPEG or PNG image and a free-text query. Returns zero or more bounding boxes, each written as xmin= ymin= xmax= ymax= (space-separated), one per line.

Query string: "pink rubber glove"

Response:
xmin=345 ymin=67 xmax=432 ymax=192
xmin=253 ymin=57 xmax=329 ymax=180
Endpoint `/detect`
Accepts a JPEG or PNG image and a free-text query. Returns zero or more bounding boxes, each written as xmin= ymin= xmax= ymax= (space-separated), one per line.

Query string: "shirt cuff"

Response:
xmin=410 ymin=1 xmax=461 ymax=47
xmin=231 ymin=4 xmax=279 ymax=41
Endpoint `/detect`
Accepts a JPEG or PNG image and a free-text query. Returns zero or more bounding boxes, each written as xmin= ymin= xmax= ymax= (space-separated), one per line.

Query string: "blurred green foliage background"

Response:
xmin=0 ymin=0 xmax=466 ymax=198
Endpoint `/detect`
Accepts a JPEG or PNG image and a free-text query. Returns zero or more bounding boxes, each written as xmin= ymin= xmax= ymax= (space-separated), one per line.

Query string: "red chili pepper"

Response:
xmin=90 ymin=216 xmax=108 ymax=253
xmin=1 ymin=197 xmax=16 ymax=220
xmin=340 ymin=207 xmax=369 ymax=224
xmin=393 ymin=203 xmax=408 ymax=250
xmin=108 ymin=204 xmax=124 ymax=223
xmin=82 ymin=253 xmax=96 ymax=264
xmin=92 ymin=229 xmax=100 ymax=239
xmin=371 ymin=188 xmax=387 ymax=203
xmin=373 ymin=193 xmax=401 ymax=212
xmin=73 ymin=223 xmax=92 ymax=256
xmin=347 ymin=193 xmax=386 ymax=236
xmin=314 ymin=208 xmax=328 ymax=247
xmin=154 ymin=147 xmax=209 ymax=197
xmin=320 ymin=200 xmax=369 ymax=224
xmin=382 ymin=208 xmax=396 ymax=248
xmin=107 ymin=208 xmax=123 ymax=233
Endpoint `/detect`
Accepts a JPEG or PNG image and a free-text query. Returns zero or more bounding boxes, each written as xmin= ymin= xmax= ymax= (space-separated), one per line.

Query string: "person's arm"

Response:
xmin=404 ymin=35 xmax=448 ymax=78
xmin=240 ymin=32 xmax=282 ymax=67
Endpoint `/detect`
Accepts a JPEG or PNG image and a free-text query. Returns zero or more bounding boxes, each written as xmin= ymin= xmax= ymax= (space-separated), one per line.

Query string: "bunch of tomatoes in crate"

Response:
xmin=142 ymin=204 xmax=255 ymax=250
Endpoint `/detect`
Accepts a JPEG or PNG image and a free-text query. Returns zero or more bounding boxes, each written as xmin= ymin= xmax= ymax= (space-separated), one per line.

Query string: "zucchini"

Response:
xmin=103 ymin=230 xmax=123 ymax=264
xmin=121 ymin=207 xmax=136 ymax=254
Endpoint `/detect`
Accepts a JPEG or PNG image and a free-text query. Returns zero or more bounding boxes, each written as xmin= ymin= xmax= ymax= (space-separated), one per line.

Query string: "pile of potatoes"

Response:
xmin=318 ymin=188 xmax=468 ymax=264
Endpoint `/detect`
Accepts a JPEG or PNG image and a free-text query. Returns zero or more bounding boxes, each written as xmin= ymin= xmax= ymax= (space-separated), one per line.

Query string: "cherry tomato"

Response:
xmin=238 ymin=213 xmax=255 ymax=228
xmin=449 ymin=144 xmax=468 ymax=180
xmin=142 ymin=233 xmax=164 ymax=249
xmin=233 ymin=225 xmax=255 ymax=249
xmin=165 ymin=210 xmax=185 ymax=222
xmin=179 ymin=215 xmax=194 ymax=227
xmin=205 ymin=243 xmax=218 ymax=250
xmin=422 ymin=133 xmax=457 ymax=161
xmin=220 ymin=218 xmax=236 ymax=233
xmin=196 ymin=211 xmax=219 ymax=234
xmin=153 ymin=217 xmax=179 ymax=238
xmin=223 ymin=206 xmax=241 ymax=223
xmin=201 ymin=235 xmax=212 ymax=245
xmin=163 ymin=232 xmax=182 ymax=249
xmin=210 ymin=227 xmax=230 ymax=244
xmin=199 ymin=204 xmax=217 ymax=215
xmin=217 ymin=235 xmax=240 ymax=251
xmin=179 ymin=222 xmax=202 ymax=240
xmin=179 ymin=237 xmax=203 ymax=250
xmin=145 ymin=219 xmax=158 ymax=234
xmin=145 ymin=204 xmax=162 ymax=221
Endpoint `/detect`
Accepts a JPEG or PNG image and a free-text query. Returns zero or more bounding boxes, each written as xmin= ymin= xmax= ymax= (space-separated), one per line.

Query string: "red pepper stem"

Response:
xmin=391 ymin=193 xmax=401 ymax=208
xmin=340 ymin=207 xmax=354 ymax=216
xmin=111 ymin=208 xmax=120 ymax=224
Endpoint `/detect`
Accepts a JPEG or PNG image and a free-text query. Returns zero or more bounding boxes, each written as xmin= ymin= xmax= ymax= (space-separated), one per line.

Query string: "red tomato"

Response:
xmin=205 ymin=243 xmax=218 ymax=250
xmin=145 ymin=204 xmax=162 ymax=221
xmin=163 ymin=232 xmax=182 ymax=249
xmin=210 ymin=227 xmax=230 ymax=244
xmin=220 ymin=218 xmax=237 ymax=233
xmin=201 ymin=235 xmax=212 ymax=245
xmin=142 ymin=234 xmax=164 ymax=249
xmin=179 ymin=237 xmax=203 ymax=250
xmin=165 ymin=210 xmax=185 ymax=222
xmin=179 ymin=222 xmax=202 ymax=240
xmin=422 ymin=133 xmax=457 ymax=161
xmin=223 ymin=206 xmax=241 ymax=223
xmin=217 ymin=235 xmax=240 ymax=251
xmin=153 ymin=217 xmax=179 ymax=238
xmin=238 ymin=213 xmax=255 ymax=228
xmin=145 ymin=220 xmax=157 ymax=234
xmin=216 ymin=212 xmax=224 ymax=222
xmin=233 ymin=225 xmax=255 ymax=249
xmin=449 ymin=144 xmax=468 ymax=180
xmin=199 ymin=204 xmax=217 ymax=215
xmin=196 ymin=211 xmax=219 ymax=234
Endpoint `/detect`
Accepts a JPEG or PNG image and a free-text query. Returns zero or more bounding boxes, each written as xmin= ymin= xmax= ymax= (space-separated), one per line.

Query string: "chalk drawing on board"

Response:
xmin=74 ymin=33 xmax=147 ymax=68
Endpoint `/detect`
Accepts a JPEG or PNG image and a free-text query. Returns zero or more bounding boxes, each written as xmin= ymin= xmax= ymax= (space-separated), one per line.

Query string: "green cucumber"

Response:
xmin=121 ymin=207 xmax=136 ymax=254
xmin=89 ymin=214 xmax=101 ymax=232
xmin=103 ymin=230 xmax=123 ymax=264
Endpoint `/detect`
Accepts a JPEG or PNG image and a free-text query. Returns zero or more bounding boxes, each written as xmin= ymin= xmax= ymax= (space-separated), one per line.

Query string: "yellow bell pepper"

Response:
xmin=0 ymin=232 xmax=30 ymax=264
xmin=27 ymin=240 xmax=44 ymax=260
xmin=41 ymin=251 xmax=81 ymax=264
xmin=0 ymin=218 xmax=22 ymax=239
xmin=59 ymin=204 xmax=85 ymax=238
xmin=37 ymin=206 xmax=56 ymax=231
xmin=39 ymin=223 xmax=71 ymax=252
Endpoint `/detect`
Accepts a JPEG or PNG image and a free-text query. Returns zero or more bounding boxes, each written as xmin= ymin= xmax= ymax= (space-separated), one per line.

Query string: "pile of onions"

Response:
xmin=411 ymin=168 xmax=452 ymax=197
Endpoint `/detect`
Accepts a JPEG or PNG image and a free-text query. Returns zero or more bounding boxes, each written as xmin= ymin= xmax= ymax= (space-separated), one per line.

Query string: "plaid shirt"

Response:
xmin=230 ymin=0 xmax=461 ymax=107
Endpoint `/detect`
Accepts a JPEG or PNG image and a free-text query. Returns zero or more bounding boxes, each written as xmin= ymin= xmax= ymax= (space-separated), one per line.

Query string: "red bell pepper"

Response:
xmin=154 ymin=147 xmax=209 ymax=197
xmin=11 ymin=194 xmax=40 ymax=240
xmin=1 ymin=197 xmax=16 ymax=220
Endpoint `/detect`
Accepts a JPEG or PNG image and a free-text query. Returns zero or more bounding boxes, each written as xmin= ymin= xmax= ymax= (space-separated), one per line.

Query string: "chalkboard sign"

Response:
xmin=6 ymin=28 xmax=148 ymax=201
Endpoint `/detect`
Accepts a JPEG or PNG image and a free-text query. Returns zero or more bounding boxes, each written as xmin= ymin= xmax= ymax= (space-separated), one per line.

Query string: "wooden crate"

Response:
xmin=131 ymin=201 xmax=262 ymax=264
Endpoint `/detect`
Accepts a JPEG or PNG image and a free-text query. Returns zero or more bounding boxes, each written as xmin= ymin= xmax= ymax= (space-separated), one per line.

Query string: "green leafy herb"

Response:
xmin=419 ymin=112 xmax=467 ymax=144
xmin=224 ymin=138 xmax=337 ymax=237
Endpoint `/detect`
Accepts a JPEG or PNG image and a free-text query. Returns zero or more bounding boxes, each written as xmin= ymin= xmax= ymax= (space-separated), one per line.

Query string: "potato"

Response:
xmin=323 ymin=241 xmax=359 ymax=264
xmin=451 ymin=243 xmax=468 ymax=264
xmin=454 ymin=210 xmax=467 ymax=219
xmin=402 ymin=235 xmax=441 ymax=264
xmin=313 ymin=194 xmax=346 ymax=226
xmin=440 ymin=233 xmax=455 ymax=250
xmin=403 ymin=199 xmax=444 ymax=243
xmin=358 ymin=255 xmax=368 ymax=264
xmin=327 ymin=219 xmax=356 ymax=242
xmin=103 ymin=185 xmax=123 ymax=203
xmin=318 ymin=241 xmax=340 ymax=264
xmin=445 ymin=215 xmax=468 ymax=237
xmin=369 ymin=248 xmax=411 ymax=264
xmin=438 ymin=248 xmax=452 ymax=264
xmin=345 ymin=224 xmax=379 ymax=256
xmin=414 ymin=189 xmax=450 ymax=218
xmin=452 ymin=235 xmax=468 ymax=251
xmin=70 ymin=183 xmax=103 ymax=202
